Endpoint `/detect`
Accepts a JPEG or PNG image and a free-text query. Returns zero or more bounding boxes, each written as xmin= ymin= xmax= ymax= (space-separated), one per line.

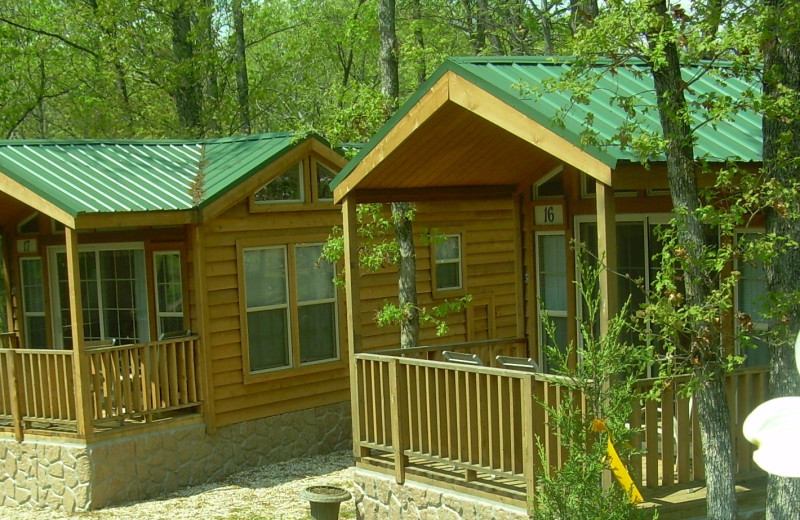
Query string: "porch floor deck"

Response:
xmin=357 ymin=451 xmax=767 ymax=519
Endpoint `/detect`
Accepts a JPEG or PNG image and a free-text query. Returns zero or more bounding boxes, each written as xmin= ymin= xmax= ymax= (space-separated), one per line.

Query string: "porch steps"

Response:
xmin=643 ymin=477 xmax=766 ymax=520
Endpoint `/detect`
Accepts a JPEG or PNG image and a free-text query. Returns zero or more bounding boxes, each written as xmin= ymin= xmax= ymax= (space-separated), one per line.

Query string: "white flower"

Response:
xmin=742 ymin=330 xmax=800 ymax=478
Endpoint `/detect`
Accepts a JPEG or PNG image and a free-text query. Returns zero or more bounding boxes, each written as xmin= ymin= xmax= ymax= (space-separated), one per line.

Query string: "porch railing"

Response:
xmin=353 ymin=340 xmax=770 ymax=514
xmin=0 ymin=335 xmax=202 ymax=440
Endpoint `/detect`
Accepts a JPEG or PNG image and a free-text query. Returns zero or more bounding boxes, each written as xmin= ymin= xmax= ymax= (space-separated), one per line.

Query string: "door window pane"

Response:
xmin=20 ymin=257 xmax=47 ymax=349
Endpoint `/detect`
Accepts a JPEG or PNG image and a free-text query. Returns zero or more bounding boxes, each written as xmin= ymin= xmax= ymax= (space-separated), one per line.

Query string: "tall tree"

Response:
xmin=232 ymin=0 xmax=252 ymax=133
xmin=761 ymin=0 xmax=800 ymax=518
xmin=379 ymin=0 xmax=420 ymax=349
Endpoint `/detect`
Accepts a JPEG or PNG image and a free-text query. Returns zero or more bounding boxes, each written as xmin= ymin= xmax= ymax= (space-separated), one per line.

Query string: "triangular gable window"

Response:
xmin=533 ymin=166 xmax=564 ymax=199
xmin=254 ymin=163 xmax=304 ymax=203
xmin=18 ymin=213 xmax=39 ymax=234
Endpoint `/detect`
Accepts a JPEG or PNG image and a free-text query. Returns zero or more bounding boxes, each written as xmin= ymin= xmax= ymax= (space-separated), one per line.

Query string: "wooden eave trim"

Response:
xmin=74 ymin=210 xmax=196 ymax=229
xmin=198 ymin=140 xmax=314 ymax=223
xmin=310 ymin=140 xmax=348 ymax=169
xmin=333 ymin=72 xmax=453 ymax=203
xmin=0 ymin=170 xmax=75 ymax=228
xmin=447 ymin=75 xmax=613 ymax=186
xmin=350 ymin=185 xmax=517 ymax=203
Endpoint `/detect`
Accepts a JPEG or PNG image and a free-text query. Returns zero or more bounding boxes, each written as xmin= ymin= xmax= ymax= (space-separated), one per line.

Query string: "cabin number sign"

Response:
xmin=534 ymin=204 xmax=563 ymax=226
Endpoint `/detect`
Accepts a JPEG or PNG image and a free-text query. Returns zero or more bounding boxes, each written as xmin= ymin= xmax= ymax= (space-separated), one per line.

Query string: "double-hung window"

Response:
xmin=433 ymin=234 xmax=463 ymax=295
xmin=241 ymin=242 xmax=339 ymax=375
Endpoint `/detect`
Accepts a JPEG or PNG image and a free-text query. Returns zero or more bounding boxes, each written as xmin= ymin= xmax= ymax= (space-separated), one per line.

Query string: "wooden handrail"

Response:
xmin=353 ymin=350 xmax=770 ymax=509
xmin=0 ymin=335 xmax=202 ymax=440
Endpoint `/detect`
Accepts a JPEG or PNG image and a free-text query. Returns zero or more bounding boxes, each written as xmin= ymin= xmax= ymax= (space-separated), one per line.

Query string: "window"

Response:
xmin=20 ymin=257 xmax=47 ymax=348
xmin=316 ymin=161 xmax=336 ymax=201
xmin=254 ymin=162 xmax=304 ymax=203
xmin=241 ymin=243 xmax=339 ymax=375
xmin=18 ymin=213 xmax=38 ymax=234
xmin=537 ymin=233 xmax=568 ymax=372
xmin=296 ymin=244 xmax=338 ymax=363
xmin=50 ymin=245 xmax=150 ymax=348
xmin=533 ymin=166 xmax=564 ymax=199
xmin=736 ymin=233 xmax=769 ymax=367
xmin=244 ymin=246 xmax=291 ymax=371
xmin=154 ymin=252 xmax=184 ymax=337
xmin=577 ymin=215 xmax=674 ymax=376
xmin=433 ymin=234 xmax=463 ymax=293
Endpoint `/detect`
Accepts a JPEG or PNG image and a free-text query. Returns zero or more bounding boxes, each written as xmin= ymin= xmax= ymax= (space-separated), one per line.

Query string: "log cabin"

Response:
xmin=0 ymin=132 xmax=360 ymax=510
xmin=330 ymin=57 xmax=769 ymax=518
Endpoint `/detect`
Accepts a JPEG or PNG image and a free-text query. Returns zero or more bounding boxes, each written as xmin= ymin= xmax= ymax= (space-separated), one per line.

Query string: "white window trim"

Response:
xmin=295 ymin=242 xmax=340 ymax=366
xmin=243 ymin=245 xmax=293 ymax=373
xmin=153 ymin=251 xmax=184 ymax=338
xmin=47 ymin=242 xmax=147 ymax=349
xmin=20 ymin=256 xmax=45 ymax=348
xmin=434 ymin=234 xmax=463 ymax=292
xmin=533 ymin=165 xmax=564 ymax=200
xmin=535 ymin=230 xmax=568 ymax=370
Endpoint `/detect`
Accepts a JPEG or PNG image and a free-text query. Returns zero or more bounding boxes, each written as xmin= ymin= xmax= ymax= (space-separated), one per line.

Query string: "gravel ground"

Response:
xmin=1 ymin=450 xmax=357 ymax=520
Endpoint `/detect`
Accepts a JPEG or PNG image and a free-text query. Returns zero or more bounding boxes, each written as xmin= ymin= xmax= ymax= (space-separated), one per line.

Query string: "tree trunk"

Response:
xmin=232 ymin=0 xmax=251 ymax=134
xmin=476 ymin=0 xmax=503 ymax=55
xmin=410 ymin=0 xmax=426 ymax=86
xmin=762 ymin=0 xmax=800 ymax=518
xmin=647 ymin=1 xmax=737 ymax=519
xmin=200 ymin=0 xmax=220 ymax=133
xmin=392 ymin=202 xmax=419 ymax=349
xmin=171 ymin=1 xmax=203 ymax=137
xmin=378 ymin=0 xmax=399 ymax=114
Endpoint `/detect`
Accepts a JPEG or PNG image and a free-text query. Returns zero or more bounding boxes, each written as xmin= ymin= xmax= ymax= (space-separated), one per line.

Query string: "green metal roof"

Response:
xmin=332 ymin=56 xmax=762 ymax=189
xmin=0 ymin=132 xmax=313 ymax=217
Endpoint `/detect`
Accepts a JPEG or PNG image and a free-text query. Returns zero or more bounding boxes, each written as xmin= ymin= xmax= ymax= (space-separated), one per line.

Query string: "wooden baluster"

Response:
xmin=6 ymin=349 xmax=24 ymax=441
xmin=388 ymin=358 xmax=408 ymax=483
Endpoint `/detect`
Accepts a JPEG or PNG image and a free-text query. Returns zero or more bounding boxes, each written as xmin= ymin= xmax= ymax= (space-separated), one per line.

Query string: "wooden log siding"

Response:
xmin=200 ymin=195 xmax=519 ymax=427
xmin=354 ymin=345 xmax=770 ymax=512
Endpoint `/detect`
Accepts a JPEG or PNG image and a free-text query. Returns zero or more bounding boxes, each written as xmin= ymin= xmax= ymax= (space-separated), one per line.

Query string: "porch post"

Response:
xmin=1 ymin=230 xmax=12 ymax=331
xmin=342 ymin=195 xmax=366 ymax=458
xmin=192 ymin=224 xmax=217 ymax=434
xmin=595 ymin=180 xmax=618 ymax=336
xmin=65 ymin=227 xmax=94 ymax=440
xmin=595 ymin=180 xmax=617 ymax=490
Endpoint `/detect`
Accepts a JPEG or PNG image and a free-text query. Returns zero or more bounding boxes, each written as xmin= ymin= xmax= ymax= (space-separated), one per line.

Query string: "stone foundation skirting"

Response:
xmin=0 ymin=401 xmax=351 ymax=512
xmin=354 ymin=468 xmax=529 ymax=520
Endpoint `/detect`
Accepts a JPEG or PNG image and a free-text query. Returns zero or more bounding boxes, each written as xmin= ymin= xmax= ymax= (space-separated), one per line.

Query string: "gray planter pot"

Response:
xmin=300 ymin=485 xmax=352 ymax=520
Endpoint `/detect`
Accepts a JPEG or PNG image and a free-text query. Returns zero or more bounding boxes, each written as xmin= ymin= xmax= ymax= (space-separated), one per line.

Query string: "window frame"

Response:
xmin=237 ymin=237 xmax=345 ymax=384
xmin=153 ymin=250 xmax=185 ymax=338
xmin=734 ymin=230 xmax=770 ymax=367
xmin=430 ymin=231 xmax=466 ymax=299
xmin=47 ymin=242 xmax=150 ymax=349
xmin=535 ymin=231 xmax=569 ymax=372
xmin=249 ymin=155 xmax=341 ymax=213
xmin=19 ymin=256 xmax=47 ymax=349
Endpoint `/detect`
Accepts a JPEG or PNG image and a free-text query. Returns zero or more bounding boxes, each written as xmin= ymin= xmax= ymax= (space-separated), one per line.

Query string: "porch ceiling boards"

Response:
xmin=0 ymin=132 xmax=328 ymax=228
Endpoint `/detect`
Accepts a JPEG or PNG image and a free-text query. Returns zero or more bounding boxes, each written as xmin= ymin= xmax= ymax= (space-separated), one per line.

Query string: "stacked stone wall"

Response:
xmin=0 ymin=401 xmax=351 ymax=512
xmin=353 ymin=469 xmax=529 ymax=520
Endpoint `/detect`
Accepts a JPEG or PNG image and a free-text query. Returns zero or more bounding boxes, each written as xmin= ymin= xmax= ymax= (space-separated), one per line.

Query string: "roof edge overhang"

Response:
xmin=332 ymin=62 xmax=614 ymax=203
xmin=0 ymin=168 xmax=76 ymax=228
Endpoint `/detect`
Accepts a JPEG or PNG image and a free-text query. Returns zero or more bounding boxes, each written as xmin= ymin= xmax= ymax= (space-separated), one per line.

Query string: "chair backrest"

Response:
xmin=85 ymin=339 xmax=115 ymax=349
xmin=159 ymin=329 xmax=191 ymax=341
xmin=442 ymin=350 xmax=483 ymax=366
xmin=496 ymin=355 xmax=541 ymax=373
xmin=0 ymin=332 xmax=20 ymax=349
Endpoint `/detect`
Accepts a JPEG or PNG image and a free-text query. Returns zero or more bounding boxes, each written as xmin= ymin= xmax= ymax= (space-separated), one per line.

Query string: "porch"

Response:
xmin=352 ymin=338 xmax=768 ymax=517
xmin=0 ymin=332 xmax=202 ymax=441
